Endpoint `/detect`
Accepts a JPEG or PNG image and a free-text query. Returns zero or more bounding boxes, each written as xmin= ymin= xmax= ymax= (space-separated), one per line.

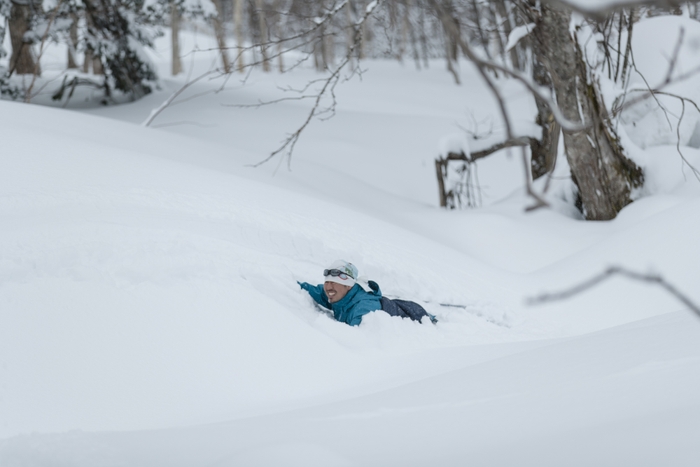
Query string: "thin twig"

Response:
xmin=142 ymin=69 xmax=217 ymax=127
xmin=613 ymin=28 xmax=700 ymax=119
xmin=673 ymin=99 xmax=700 ymax=182
xmin=250 ymin=0 xmax=384 ymax=167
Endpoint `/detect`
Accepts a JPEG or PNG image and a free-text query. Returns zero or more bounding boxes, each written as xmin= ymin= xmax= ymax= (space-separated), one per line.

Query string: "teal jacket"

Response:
xmin=298 ymin=281 xmax=382 ymax=326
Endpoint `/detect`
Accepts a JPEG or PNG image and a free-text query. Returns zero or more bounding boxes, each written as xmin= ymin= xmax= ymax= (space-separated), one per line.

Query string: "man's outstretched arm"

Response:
xmin=298 ymin=282 xmax=331 ymax=309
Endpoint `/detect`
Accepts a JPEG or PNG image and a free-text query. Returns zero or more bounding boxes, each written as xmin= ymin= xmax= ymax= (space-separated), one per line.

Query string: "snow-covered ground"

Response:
xmin=1 ymin=15 xmax=700 ymax=467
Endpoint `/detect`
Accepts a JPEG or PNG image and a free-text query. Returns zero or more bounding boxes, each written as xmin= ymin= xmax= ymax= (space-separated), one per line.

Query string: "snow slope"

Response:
xmin=2 ymin=16 xmax=700 ymax=466
xmin=4 ymin=312 xmax=699 ymax=467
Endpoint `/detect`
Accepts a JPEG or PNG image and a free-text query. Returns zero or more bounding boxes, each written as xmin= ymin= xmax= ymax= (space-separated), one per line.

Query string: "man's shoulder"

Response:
xmin=348 ymin=286 xmax=382 ymax=311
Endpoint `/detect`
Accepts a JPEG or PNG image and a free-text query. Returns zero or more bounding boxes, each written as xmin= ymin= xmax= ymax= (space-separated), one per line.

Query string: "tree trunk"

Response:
xmin=541 ymin=4 xmax=643 ymax=220
xmin=93 ymin=55 xmax=104 ymax=75
xmin=273 ymin=0 xmax=285 ymax=72
xmin=418 ymin=2 xmax=429 ymax=69
xmin=171 ymin=4 xmax=183 ymax=75
xmin=493 ymin=0 xmax=521 ymax=70
xmin=83 ymin=49 xmax=92 ymax=73
xmin=529 ymin=20 xmax=558 ymax=179
xmin=469 ymin=0 xmax=493 ymax=62
xmin=83 ymin=4 xmax=104 ymax=75
xmin=433 ymin=0 xmax=460 ymax=84
xmin=67 ymin=13 xmax=79 ymax=69
xmin=212 ymin=0 xmax=232 ymax=73
xmin=323 ymin=27 xmax=334 ymax=68
xmin=255 ymin=0 xmax=270 ymax=72
xmin=345 ymin=0 xmax=355 ymax=66
xmin=405 ymin=0 xmax=421 ymax=69
xmin=233 ymin=0 xmax=245 ymax=72
xmin=486 ymin=2 xmax=506 ymax=66
xmin=313 ymin=0 xmax=329 ymax=71
xmin=8 ymin=1 xmax=38 ymax=75
xmin=358 ymin=0 xmax=367 ymax=59
xmin=398 ymin=2 xmax=408 ymax=63
xmin=0 ymin=21 xmax=5 ymax=61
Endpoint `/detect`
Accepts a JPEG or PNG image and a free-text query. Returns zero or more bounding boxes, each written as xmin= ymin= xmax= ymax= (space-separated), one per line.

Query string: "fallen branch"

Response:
xmin=435 ymin=136 xmax=543 ymax=209
xmin=451 ymin=136 xmax=538 ymax=163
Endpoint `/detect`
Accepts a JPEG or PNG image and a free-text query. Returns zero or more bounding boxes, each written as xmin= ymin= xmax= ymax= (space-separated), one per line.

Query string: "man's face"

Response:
xmin=324 ymin=281 xmax=352 ymax=303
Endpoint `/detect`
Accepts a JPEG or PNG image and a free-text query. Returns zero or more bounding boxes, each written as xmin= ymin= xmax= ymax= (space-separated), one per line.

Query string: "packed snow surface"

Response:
xmin=1 ymin=16 xmax=700 ymax=467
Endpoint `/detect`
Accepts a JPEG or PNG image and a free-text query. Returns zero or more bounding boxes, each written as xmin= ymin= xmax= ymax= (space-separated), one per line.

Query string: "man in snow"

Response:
xmin=298 ymin=260 xmax=436 ymax=326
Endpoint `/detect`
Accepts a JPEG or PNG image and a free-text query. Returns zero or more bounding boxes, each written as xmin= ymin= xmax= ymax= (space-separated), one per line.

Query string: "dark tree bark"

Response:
xmin=540 ymin=3 xmax=643 ymax=220
xmin=83 ymin=4 xmax=104 ymax=75
xmin=67 ymin=13 xmax=80 ymax=69
xmin=8 ymin=0 xmax=39 ymax=75
xmin=529 ymin=17 xmax=559 ymax=179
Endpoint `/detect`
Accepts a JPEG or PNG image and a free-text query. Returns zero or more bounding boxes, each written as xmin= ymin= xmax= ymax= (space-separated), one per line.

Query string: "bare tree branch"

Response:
xmin=613 ymin=32 xmax=700 ymax=183
xmin=528 ymin=266 xmax=700 ymax=319
xmin=441 ymin=136 xmax=537 ymax=163
xmin=427 ymin=0 xmax=552 ymax=210
xmin=142 ymin=69 xmax=217 ymax=127
xmin=142 ymin=0 xmax=369 ymax=130
xmin=613 ymin=27 xmax=700 ymax=118
xmin=543 ymin=0 xmax=688 ymax=21
xmin=249 ymin=0 xmax=384 ymax=167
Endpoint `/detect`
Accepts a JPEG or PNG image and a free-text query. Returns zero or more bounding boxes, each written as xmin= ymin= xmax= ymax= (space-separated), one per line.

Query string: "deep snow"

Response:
xmin=1 ymin=13 xmax=700 ymax=467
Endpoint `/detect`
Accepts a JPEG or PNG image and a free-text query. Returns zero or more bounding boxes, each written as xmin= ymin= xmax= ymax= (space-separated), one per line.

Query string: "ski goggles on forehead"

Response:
xmin=324 ymin=269 xmax=354 ymax=280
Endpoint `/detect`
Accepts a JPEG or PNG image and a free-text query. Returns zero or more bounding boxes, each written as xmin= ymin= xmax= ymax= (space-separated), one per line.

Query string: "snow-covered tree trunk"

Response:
xmin=8 ymin=0 xmax=38 ymax=75
xmin=540 ymin=3 xmax=643 ymax=220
